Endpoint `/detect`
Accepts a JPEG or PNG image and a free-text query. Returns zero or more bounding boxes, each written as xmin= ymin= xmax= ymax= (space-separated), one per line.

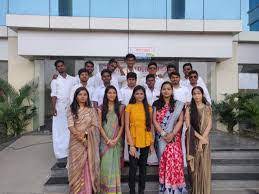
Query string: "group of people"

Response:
xmin=50 ymin=54 xmax=212 ymax=194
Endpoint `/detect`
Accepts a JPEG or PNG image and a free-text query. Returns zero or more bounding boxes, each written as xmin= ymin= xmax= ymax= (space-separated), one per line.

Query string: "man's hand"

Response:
xmin=52 ymin=108 xmax=57 ymax=116
xmin=52 ymin=74 xmax=58 ymax=80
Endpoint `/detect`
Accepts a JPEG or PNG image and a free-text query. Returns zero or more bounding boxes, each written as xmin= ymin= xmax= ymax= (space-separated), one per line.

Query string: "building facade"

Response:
xmin=0 ymin=0 xmax=258 ymax=131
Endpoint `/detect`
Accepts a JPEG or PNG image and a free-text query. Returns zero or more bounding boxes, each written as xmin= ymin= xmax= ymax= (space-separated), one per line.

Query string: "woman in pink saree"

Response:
xmin=67 ymin=87 xmax=100 ymax=194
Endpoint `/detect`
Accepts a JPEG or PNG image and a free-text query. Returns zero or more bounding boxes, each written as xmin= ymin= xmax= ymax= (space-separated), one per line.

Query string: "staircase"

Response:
xmin=44 ymin=131 xmax=259 ymax=194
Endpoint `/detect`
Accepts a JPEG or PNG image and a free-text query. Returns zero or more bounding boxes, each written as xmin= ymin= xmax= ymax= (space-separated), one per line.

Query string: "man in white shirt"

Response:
xmin=93 ymin=59 xmax=126 ymax=89
xmin=92 ymin=69 xmax=122 ymax=108
xmin=162 ymin=64 xmax=177 ymax=82
xmin=73 ymin=60 xmax=101 ymax=88
xmin=181 ymin=63 xmax=206 ymax=89
xmin=70 ymin=68 xmax=94 ymax=104
xmin=120 ymin=72 xmax=137 ymax=105
xmin=145 ymin=74 xmax=160 ymax=106
xmin=122 ymin=54 xmax=143 ymax=87
xmin=120 ymin=72 xmax=137 ymax=162
xmin=170 ymin=71 xmax=189 ymax=168
xmin=142 ymin=61 xmax=163 ymax=91
xmin=50 ymin=60 xmax=76 ymax=160
xmin=186 ymin=70 xmax=212 ymax=104
xmin=107 ymin=58 xmax=126 ymax=89
xmin=170 ymin=72 xmax=189 ymax=103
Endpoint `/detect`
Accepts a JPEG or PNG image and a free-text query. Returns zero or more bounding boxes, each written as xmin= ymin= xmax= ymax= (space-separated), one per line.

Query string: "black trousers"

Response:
xmin=128 ymin=146 xmax=150 ymax=194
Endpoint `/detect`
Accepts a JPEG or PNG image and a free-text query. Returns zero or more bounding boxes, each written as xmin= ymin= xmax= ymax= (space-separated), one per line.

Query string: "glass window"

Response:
xmin=169 ymin=0 xmax=203 ymax=19
xmin=0 ymin=0 xmax=7 ymax=26
xmin=239 ymin=64 xmax=259 ymax=91
xmin=50 ymin=0 xmax=90 ymax=16
xmin=129 ymin=0 xmax=167 ymax=19
xmin=241 ymin=0 xmax=250 ymax=31
xmin=90 ymin=0 xmax=128 ymax=18
xmin=8 ymin=0 xmax=49 ymax=15
xmin=204 ymin=0 xmax=241 ymax=20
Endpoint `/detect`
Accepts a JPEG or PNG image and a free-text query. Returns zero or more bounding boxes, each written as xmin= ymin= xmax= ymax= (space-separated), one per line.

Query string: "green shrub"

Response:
xmin=212 ymin=93 xmax=259 ymax=133
xmin=0 ymin=78 xmax=37 ymax=136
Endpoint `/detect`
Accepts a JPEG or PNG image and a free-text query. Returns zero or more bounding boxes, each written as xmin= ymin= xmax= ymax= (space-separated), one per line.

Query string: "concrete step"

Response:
xmin=212 ymin=150 xmax=259 ymax=160
xmin=212 ymin=180 xmax=259 ymax=194
xmin=50 ymin=161 xmax=259 ymax=178
xmin=44 ymin=180 xmax=259 ymax=194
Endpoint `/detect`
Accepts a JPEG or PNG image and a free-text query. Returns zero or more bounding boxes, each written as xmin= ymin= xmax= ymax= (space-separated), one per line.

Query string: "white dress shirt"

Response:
xmin=51 ymin=74 xmax=77 ymax=105
xmin=93 ymin=72 xmax=123 ymax=89
xmin=145 ymin=87 xmax=160 ymax=106
xmin=142 ymin=75 xmax=164 ymax=91
xmin=122 ymin=67 xmax=144 ymax=87
xmin=173 ymin=85 xmax=189 ymax=103
xmin=69 ymin=83 xmax=94 ymax=104
xmin=75 ymin=73 xmax=102 ymax=88
xmin=181 ymin=76 xmax=206 ymax=89
xmin=92 ymin=84 xmax=122 ymax=106
xmin=120 ymin=86 xmax=134 ymax=105
xmin=50 ymin=74 xmax=76 ymax=159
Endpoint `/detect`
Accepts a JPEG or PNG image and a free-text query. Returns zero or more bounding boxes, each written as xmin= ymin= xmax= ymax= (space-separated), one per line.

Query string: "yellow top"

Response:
xmin=125 ymin=103 xmax=153 ymax=148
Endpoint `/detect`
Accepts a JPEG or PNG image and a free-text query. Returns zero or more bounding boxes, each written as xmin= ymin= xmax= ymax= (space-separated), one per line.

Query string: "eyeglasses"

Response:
xmin=189 ymin=75 xmax=197 ymax=79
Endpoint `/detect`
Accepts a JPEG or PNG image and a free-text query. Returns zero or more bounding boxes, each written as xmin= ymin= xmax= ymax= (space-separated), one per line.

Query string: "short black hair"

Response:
xmin=189 ymin=70 xmax=198 ymax=77
xmin=125 ymin=53 xmax=136 ymax=60
xmin=84 ymin=60 xmax=94 ymax=67
xmin=127 ymin=72 xmax=137 ymax=80
xmin=146 ymin=74 xmax=156 ymax=81
xmin=183 ymin=63 xmax=192 ymax=69
xmin=108 ymin=58 xmax=117 ymax=65
xmin=167 ymin=64 xmax=177 ymax=71
xmin=148 ymin=61 xmax=157 ymax=68
xmin=101 ymin=69 xmax=112 ymax=76
xmin=78 ymin=68 xmax=89 ymax=76
xmin=169 ymin=71 xmax=180 ymax=78
xmin=54 ymin=60 xmax=65 ymax=67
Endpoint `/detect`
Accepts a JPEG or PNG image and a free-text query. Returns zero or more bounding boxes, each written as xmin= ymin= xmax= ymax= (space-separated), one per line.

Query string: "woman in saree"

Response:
xmin=185 ymin=86 xmax=212 ymax=194
xmin=67 ymin=87 xmax=100 ymax=194
xmin=153 ymin=81 xmax=187 ymax=194
xmin=97 ymin=86 xmax=125 ymax=194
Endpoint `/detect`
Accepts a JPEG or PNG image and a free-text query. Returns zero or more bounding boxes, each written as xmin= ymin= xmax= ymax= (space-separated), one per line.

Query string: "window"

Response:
xmin=239 ymin=64 xmax=259 ymax=91
xmin=59 ymin=0 xmax=72 ymax=16
xmin=171 ymin=0 xmax=185 ymax=19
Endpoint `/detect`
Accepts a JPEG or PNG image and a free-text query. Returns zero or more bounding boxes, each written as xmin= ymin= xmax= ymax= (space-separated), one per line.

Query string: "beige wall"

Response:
xmin=8 ymin=37 xmax=36 ymax=131
xmin=215 ymin=42 xmax=239 ymax=131
xmin=8 ymin=37 xmax=34 ymax=90
xmin=216 ymin=42 xmax=238 ymax=101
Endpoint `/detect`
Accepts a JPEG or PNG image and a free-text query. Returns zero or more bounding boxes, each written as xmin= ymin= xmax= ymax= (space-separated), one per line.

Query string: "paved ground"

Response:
xmin=0 ymin=134 xmax=55 ymax=194
xmin=0 ymin=130 xmax=259 ymax=194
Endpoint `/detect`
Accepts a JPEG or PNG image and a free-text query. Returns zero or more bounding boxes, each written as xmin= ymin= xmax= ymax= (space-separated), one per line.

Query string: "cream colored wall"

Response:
xmin=215 ymin=42 xmax=239 ymax=131
xmin=8 ymin=36 xmax=36 ymax=132
xmin=216 ymin=42 xmax=238 ymax=101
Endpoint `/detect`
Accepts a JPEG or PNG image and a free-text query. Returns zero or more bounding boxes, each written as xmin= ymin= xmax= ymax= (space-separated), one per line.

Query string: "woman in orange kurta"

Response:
xmin=125 ymin=85 xmax=154 ymax=194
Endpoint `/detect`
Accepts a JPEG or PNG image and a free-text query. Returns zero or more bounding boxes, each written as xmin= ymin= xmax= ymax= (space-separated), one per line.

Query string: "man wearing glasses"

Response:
xmin=186 ymin=70 xmax=211 ymax=104
xmin=181 ymin=63 xmax=206 ymax=89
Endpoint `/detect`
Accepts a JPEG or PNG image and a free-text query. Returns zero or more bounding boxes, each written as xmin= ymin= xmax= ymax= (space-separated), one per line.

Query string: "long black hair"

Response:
xmin=153 ymin=81 xmax=175 ymax=112
xmin=129 ymin=85 xmax=151 ymax=131
xmin=102 ymin=85 xmax=121 ymax=127
xmin=70 ymin=87 xmax=91 ymax=119
xmin=190 ymin=86 xmax=208 ymax=133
